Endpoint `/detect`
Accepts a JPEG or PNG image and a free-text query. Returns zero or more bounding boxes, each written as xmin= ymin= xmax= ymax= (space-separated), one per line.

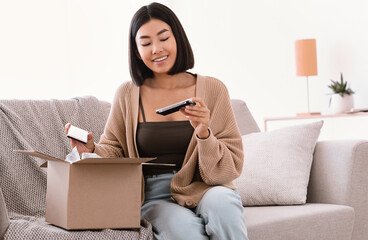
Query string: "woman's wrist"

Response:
xmin=197 ymin=128 xmax=210 ymax=139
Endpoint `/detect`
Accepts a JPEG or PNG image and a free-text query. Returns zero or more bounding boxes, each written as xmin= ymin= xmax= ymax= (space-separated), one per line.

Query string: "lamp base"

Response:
xmin=296 ymin=112 xmax=321 ymax=116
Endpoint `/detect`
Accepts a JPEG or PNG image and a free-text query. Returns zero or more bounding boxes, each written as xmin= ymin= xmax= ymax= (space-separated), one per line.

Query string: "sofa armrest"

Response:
xmin=307 ymin=139 xmax=368 ymax=240
xmin=0 ymin=187 xmax=10 ymax=239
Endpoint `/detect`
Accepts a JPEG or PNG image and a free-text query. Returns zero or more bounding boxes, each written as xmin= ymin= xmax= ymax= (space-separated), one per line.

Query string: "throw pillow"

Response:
xmin=234 ymin=121 xmax=323 ymax=206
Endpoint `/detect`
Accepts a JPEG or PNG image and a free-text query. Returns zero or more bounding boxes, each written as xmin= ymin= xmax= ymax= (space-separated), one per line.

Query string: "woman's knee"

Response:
xmin=198 ymin=186 xmax=243 ymax=215
xmin=196 ymin=186 xmax=248 ymax=240
xmin=142 ymin=200 xmax=208 ymax=240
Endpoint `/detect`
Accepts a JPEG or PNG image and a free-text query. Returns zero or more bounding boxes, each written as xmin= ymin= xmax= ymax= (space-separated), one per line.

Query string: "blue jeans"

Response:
xmin=141 ymin=172 xmax=248 ymax=240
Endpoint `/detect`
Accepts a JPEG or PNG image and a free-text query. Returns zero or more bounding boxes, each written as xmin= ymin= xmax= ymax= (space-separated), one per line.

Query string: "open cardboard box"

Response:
xmin=16 ymin=150 xmax=168 ymax=230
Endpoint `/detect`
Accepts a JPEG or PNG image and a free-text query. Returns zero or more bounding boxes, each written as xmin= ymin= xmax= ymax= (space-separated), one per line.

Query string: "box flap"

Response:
xmin=16 ymin=150 xmax=175 ymax=167
xmin=142 ymin=162 xmax=176 ymax=167
xmin=76 ymin=158 xmax=175 ymax=166
xmin=75 ymin=157 xmax=156 ymax=164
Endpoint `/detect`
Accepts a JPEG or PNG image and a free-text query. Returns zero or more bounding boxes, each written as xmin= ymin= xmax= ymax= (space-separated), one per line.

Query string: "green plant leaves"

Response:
xmin=328 ymin=72 xmax=355 ymax=96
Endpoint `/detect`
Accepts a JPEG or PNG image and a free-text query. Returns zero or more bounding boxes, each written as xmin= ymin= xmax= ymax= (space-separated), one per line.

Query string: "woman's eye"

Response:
xmin=161 ymin=37 xmax=169 ymax=42
xmin=141 ymin=42 xmax=151 ymax=47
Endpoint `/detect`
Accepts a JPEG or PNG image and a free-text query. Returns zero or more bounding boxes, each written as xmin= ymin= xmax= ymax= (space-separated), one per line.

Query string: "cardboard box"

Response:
xmin=16 ymin=150 xmax=160 ymax=230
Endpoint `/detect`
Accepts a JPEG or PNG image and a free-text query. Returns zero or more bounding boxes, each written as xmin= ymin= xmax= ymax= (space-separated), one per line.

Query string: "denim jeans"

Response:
xmin=141 ymin=172 xmax=248 ymax=240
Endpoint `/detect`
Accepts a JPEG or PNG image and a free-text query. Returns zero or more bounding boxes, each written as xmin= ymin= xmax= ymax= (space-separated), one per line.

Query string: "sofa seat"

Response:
xmin=4 ymin=215 xmax=152 ymax=240
xmin=245 ymin=203 xmax=354 ymax=240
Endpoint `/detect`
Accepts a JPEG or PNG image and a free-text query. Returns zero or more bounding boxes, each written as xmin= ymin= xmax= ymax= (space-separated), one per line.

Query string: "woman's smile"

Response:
xmin=153 ymin=55 xmax=168 ymax=63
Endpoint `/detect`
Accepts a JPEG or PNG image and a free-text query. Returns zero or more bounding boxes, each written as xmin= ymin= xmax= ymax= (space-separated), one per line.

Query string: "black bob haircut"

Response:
xmin=128 ymin=2 xmax=194 ymax=86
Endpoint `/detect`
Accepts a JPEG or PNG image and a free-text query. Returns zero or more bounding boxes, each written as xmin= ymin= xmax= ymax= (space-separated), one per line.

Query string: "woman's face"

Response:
xmin=135 ymin=18 xmax=177 ymax=76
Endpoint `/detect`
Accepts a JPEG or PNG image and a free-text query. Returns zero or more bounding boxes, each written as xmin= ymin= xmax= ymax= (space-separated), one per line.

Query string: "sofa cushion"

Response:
xmin=234 ymin=121 xmax=323 ymax=206
xmin=245 ymin=203 xmax=354 ymax=240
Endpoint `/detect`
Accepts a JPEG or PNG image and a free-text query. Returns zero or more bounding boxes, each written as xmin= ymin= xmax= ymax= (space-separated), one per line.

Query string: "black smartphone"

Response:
xmin=156 ymin=99 xmax=196 ymax=116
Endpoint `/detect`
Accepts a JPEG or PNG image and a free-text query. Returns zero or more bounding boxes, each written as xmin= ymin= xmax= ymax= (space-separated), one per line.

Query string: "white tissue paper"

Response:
xmin=65 ymin=147 xmax=101 ymax=164
xmin=81 ymin=152 xmax=102 ymax=159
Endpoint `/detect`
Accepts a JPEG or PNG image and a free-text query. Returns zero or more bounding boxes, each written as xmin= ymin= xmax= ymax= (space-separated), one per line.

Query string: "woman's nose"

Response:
xmin=152 ymin=42 xmax=163 ymax=54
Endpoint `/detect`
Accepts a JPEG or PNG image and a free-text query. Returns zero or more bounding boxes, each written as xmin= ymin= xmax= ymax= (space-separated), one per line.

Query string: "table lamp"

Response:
xmin=295 ymin=39 xmax=320 ymax=116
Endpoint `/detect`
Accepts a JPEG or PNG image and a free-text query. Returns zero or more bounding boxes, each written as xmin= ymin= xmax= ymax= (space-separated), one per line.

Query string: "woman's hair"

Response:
xmin=128 ymin=2 xmax=194 ymax=86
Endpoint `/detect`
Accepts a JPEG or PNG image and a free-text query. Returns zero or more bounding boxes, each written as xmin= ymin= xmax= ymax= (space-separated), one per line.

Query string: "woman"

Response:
xmin=66 ymin=2 xmax=248 ymax=240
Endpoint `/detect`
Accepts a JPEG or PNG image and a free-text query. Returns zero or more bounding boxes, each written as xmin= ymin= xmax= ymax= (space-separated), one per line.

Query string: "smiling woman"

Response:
xmin=64 ymin=2 xmax=248 ymax=240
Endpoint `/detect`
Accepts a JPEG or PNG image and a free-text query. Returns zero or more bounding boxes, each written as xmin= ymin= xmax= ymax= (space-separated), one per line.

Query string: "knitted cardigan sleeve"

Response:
xmin=196 ymin=78 xmax=244 ymax=185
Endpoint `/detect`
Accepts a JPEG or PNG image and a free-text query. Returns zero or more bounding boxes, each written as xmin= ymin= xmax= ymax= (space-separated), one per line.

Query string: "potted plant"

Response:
xmin=328 ymin=73 xmax=355 ymax=114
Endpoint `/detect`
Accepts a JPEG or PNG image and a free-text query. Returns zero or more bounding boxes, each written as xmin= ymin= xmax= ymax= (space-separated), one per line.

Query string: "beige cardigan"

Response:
xmin=94 ymin=74 xmax=244 ymax=208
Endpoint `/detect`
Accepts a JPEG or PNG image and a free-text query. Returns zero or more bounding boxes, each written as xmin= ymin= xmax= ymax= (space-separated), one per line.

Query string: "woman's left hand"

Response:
xmin=180 ymin=97 xmax=210 ymax=139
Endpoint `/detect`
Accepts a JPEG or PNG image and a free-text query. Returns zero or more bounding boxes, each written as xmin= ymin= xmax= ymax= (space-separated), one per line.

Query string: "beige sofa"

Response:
xmin=232 ymin=99 xmax=368 ymax=240
xmin=1 ymin=97 xmax=367 ymax=240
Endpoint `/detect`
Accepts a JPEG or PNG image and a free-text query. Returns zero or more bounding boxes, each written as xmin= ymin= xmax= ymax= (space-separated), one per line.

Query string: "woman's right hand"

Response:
xmin=65 ymin=123 xmax=95 ymax=154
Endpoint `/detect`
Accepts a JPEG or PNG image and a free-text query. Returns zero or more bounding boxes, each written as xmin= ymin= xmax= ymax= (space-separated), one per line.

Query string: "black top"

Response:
xmin=137 ymin=97 xmax=194 ymax=176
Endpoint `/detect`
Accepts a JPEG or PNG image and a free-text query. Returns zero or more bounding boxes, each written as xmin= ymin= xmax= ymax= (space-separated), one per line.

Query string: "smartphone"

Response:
xmin=156 ymin=99 xmax=196 ymax=116
xmin=67 ymin=125 xmax=88 ymax=144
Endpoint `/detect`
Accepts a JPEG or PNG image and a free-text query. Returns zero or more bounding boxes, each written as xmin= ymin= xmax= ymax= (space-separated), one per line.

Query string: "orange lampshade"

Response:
xmin=295 ymin=39 xmax=318 ymax=76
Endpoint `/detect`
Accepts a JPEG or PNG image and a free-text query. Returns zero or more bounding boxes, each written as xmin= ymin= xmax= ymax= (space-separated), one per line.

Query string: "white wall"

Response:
xmin=1 ymin=0 xmax=368 ymax=128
